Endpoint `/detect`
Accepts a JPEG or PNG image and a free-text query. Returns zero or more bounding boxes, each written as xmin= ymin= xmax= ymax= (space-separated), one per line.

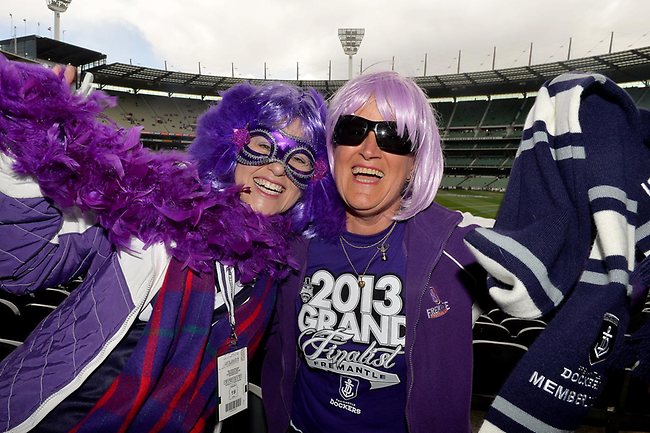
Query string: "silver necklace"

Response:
xmin=339 ymin=221 xmax=397 ymax=261
xmin=338 ymin=221 xmax=398 ymax=288
xmin=339 ymin=239 xmax=381 ymax=288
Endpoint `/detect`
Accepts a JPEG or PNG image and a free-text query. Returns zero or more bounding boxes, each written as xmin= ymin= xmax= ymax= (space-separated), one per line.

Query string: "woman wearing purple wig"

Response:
xmin=0 ymin=55 xmax=339 ymax=432
xmin=261 ymin=71 xmax=489 ymax=433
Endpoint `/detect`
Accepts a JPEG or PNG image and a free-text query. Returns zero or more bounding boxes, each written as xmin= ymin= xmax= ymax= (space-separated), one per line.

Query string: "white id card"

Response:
xmin=217 ymin=347 xmax=248 ymax=420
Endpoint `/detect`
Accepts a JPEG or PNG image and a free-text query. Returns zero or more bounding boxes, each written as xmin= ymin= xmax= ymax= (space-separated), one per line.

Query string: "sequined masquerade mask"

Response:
xmin=235 ymin=126 xmax=316 ymax=190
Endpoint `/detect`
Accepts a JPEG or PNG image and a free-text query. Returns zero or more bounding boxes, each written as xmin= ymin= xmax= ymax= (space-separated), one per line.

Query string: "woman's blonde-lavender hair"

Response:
xmin=326 ymin=71 xmax=443 ymax=220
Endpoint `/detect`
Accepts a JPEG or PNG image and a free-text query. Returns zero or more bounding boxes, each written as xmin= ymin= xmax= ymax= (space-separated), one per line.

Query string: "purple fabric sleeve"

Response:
xmin=0 ymin=189 xmax=137 ymax=431
xmin=0 ymin=191 xmax=99 ymax=294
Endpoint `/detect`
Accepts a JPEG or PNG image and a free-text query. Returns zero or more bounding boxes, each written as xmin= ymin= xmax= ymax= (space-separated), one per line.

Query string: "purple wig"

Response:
xmin=326 ymin=71 xmax=443 ymax=220
xmin=189 ymin=82 xmax=343 ymax=237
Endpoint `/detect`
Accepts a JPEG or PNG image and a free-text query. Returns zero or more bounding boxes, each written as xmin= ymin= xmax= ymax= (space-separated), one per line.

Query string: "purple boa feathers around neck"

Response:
xmin=0 ymin=55 xmax=298 ymax=282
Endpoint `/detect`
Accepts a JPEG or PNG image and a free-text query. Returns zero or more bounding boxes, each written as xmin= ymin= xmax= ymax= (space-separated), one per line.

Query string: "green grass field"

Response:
xmin=434 ymin=189 xmax=504 ymax=219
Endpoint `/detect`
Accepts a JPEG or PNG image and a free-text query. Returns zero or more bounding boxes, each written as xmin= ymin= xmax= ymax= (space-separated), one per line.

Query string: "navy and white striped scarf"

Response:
xmin=465 ymin=73 xmax=650 ymax=432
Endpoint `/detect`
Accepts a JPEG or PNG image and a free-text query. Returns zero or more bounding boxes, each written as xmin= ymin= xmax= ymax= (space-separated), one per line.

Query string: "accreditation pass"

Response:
xmin=217 ymin=347 xmax=248 ymax=420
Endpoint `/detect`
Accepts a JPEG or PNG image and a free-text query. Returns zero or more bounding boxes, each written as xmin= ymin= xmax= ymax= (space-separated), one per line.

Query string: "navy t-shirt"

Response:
xmin=291 ymin=222 xmax=408 ymax=433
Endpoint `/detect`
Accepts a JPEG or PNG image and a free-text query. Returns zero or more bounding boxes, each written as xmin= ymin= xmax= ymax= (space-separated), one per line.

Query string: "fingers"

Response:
xmin=51 ymin=64 xmax=77 ymax=85
xmin=63 ymin=64 xmax=76 ymax=84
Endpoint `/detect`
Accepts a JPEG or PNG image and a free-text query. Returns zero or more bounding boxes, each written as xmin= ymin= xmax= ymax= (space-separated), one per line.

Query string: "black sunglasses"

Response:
xmin=333 ymin=115 xmax=413 ymax=155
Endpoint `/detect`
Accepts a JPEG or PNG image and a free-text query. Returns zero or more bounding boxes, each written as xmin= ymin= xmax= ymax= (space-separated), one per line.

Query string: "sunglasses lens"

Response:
xmin=377 ymin=129 xmax=411 ymax=155
xmin=334 ymin=115 xmax=368 ymax=146
xmin=334 ymin=115 xmax=412 ymax=155
xmin=373 ymin=123 xmax=411 ymax=155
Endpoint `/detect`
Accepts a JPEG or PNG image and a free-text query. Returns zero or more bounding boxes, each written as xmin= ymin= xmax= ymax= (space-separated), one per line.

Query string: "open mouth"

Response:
xmin=254 ymin=177 xmax=285 ymax=195
xmin=352 ymin=166 xmax=384 ymax=183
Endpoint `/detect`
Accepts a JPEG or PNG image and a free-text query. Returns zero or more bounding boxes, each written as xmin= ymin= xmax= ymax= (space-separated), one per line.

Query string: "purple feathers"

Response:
xmin=0 ymin=55 xmax=297 ymax=282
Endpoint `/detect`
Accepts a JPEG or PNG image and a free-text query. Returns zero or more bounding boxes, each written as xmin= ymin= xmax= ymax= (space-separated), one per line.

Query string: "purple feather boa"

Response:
xmin=0 ymin=55 xmax=298 ymax=282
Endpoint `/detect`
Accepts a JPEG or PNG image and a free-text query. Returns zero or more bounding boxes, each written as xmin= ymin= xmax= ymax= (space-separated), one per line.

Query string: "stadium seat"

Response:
xmin=513 ymin=326 xmax=546 ymax=348
xmin=475 ymin=314 xmax=494 ymax=324
xmin=500 ymin=317 xmax=547 ymax=335
xmin=485 ymin=307 xmax=509 ymax=324
xmin=472 ymin=340 xmax=527 ymax=398
xmin=482 ymin=98 xmax=526 ymax=127
xmin=450 ymin=99 xmax=489 ymax=128
xmin=20 ymin=303 xmax=57 ymax=336
xmin=220 ymin=382 xmax=267 ymax=433
xmin=432 ymin=101 xmax=454 ymax=129
xmin=618 ymin=373 xmax=650 ymax=429
xmin=490 ymin=177 xmax=510 ymax=191
xmin=63 ymin=276 xmax=85 ymax=292
xmin=0 ymin=291 xmax=36 ymax=310
xmin=0 ymin=300 xmax=23 ymax=342
xmin=0 ymin=298 xmax=20 ymax=316
xmin=0 ymin=338 xmax=21 ymax=362
xmin=103 ymin=90 xmax=211 ymax=136
xmin=472 ymin=321 xmax=511 ymax=342
xmin=32 ymin=287 xmax=70 ymax=307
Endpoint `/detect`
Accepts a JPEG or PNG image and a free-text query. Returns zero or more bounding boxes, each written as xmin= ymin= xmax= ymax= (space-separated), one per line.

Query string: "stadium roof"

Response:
xmin=82 ymin=45 xmax=650 ymax=98
xmin=0 ymin=36 xmax=106 ymax=69
xmin=87 ymin=62 xmax=348 ymax=98
xmin=0 ymin=49 xmax=39 ymax=63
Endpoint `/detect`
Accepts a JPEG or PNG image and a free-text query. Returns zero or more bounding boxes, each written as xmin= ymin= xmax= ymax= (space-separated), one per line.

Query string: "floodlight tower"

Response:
xmin=338 ymin=28 xmax=364 ymax=80
xmin=46 ymin=0 xmax=72 ymax=41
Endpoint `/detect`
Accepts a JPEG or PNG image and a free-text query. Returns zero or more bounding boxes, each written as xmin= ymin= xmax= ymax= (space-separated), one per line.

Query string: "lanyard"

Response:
xmin=215 ymin=261 xmax=240 ymax=345
xmin=214 ymin=262 xmax=249 ymax=421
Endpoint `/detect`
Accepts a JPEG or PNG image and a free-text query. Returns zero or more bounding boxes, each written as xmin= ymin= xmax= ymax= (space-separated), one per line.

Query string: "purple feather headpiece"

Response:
xmin=0 ymin=55 xmax=343 ymax=281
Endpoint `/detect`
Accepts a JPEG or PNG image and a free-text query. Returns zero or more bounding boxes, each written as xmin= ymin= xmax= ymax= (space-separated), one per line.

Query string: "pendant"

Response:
xmin=358 ymin=279 xmax=366 ymax=288
xmin=378 ymin=243 xmax=390 ymax=261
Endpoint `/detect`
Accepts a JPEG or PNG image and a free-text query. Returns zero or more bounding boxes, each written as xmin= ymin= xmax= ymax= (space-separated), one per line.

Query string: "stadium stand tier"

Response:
xmin=6 ymin=36 xmax=650 ymax=181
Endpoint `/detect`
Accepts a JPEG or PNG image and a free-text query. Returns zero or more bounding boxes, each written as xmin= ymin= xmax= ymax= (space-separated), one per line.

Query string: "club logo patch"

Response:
xmin=339 ymin=376 xmax=359 ymax=400
xmin=426 ymin=286 xmax=450 ymax=319
xmin=589 ymin=313 xmax=619 ymax=365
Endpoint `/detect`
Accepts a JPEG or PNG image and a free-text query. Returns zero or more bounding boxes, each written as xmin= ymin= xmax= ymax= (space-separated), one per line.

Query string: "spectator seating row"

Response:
xmin=472 ymin=306 xmax=650 ymax=432
xmin=102 ymin=90 xmax=212 ymax=135
xmin=0 ymin=280 xmax=82 ymax=360
xmin=97 ymin=85 xmax=650 ymax=142
xmin=1 ymin=286 xmax=648 ymax=432
xmin=440 ymin=175 xmax=510 ymax=191
xmin=436 ymin=86 xmax=649 ymax=135
xmin=472 ymin=308 xmax=548 ymax=399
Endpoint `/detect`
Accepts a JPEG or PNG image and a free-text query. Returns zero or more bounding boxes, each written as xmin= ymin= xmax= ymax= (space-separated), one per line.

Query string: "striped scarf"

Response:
xmin=465 ymin=73 xmax=650 ymax=432
xmin=70 ymin=257 xmax=275 ymax=433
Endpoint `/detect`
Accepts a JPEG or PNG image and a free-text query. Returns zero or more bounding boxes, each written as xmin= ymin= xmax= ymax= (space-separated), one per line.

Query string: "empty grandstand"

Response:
xmin=4 ymin=35 xmax=650 ymax=192
xmin=3 ymin=35 xmax=650 ymax=191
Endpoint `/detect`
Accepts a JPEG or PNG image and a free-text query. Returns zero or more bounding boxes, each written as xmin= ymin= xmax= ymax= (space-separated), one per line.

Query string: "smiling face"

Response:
xmin=333 ymin=100 xmax=415 ymax=233
xmin=234 ymin=119 xmax=304 ymax=215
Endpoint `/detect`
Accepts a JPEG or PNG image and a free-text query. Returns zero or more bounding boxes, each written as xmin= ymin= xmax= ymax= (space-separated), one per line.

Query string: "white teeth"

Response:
xmin=352 ymin=166 xmax=384 ymax=178
xmin=254 ymin=178 xmax=285 ymax=194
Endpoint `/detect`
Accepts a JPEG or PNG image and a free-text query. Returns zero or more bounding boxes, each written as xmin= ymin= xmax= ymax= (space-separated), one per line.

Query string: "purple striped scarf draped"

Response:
xmin=70 ymin=258 xmax=275 ymax=433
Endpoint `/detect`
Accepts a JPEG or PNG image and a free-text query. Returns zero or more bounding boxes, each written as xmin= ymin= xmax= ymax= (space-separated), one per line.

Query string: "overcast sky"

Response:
xmin=4 ymin=0 xmax=650 ymax=81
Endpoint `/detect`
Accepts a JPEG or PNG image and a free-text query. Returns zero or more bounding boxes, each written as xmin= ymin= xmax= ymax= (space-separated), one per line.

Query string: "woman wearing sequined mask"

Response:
xmin=262 ymin=71 xmax=490 ymax=433
xmin=0 ymin=56 xmax=339 ymax=433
